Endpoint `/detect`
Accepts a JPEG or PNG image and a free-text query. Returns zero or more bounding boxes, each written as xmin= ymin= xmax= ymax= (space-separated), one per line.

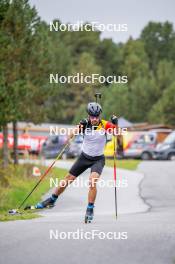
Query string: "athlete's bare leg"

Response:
xmin=53 ymin=174 xmax=76 ymax=196
xmin=88 ymin=172 xmax=100 ymax=203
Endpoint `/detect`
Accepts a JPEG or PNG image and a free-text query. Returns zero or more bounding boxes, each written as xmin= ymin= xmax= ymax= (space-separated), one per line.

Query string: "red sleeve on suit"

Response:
xmin=104 ymin=121 xmax=116 ymax=131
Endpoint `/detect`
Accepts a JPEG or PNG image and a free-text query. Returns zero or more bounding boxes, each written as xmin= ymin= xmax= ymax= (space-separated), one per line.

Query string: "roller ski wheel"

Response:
xmin=85 ymin=207 xmax=94 ymax=223
xmin=8 ymin=209 xmax=21 ymax=215
xmin=24 ymin=205 xmax=36 ymax=210
xmin=24 ymin=204 xmax=54 ymax=210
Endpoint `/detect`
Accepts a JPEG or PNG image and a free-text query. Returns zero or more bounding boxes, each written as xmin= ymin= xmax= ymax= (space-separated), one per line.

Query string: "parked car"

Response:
xmin=41 ymin=134 xmax=83 ymax=159
xmin=152 ymin=131 xmax=175 ymax=160
xmin=123 ymin=139 xmax=154 ymax=160
xmin=104 ymin=129 xmax=171 ymax=159
xmin=123 ymin=129 xmax=171 ymax=160
xmin=62 ymin=134 xmax=83 ymax=160
xmin=41 ymin=135 xmax=68 ymax=159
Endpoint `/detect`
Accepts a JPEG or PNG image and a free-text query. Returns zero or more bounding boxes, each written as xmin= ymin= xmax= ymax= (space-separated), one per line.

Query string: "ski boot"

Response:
xmin=85 ymin=204 xmax=94 ymax=223
xmin=24 ymin=194 xmax=58 ymax=210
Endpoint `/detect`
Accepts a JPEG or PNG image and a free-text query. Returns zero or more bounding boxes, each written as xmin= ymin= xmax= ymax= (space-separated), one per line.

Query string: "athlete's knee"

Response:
xmin=65 ymin=173 xmax=76 ymax=182
xmin=59 ymin=173 xmax=76 ymax=188
xmin=89 ymin=172 xmax=100 ymax=189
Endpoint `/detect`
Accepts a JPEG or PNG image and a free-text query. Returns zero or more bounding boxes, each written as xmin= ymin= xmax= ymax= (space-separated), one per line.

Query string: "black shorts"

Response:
xmin=69 ymin=152 xmax=105 ymax=177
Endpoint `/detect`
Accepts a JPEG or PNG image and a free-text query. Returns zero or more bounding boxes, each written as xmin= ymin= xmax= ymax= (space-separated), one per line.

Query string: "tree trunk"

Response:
xmin=13 ymin=121 xmax=18 ymax=164
xmin=2 ymin=124 xmax=8 ymax=168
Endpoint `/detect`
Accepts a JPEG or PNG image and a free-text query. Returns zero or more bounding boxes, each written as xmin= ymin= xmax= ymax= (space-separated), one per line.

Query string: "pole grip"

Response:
xmin=95 ymin=92 xmax=102 ymax=103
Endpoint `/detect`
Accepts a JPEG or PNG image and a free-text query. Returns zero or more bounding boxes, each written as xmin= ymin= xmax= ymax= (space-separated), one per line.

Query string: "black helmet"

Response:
xmin=87 ymin=102 xmax=102 ymax=116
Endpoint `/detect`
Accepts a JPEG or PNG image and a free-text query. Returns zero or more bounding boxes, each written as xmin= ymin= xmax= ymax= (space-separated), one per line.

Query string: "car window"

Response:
xmin=59 ymin=135 xmax=68 ymax=144
xmin=51 ymin=136 xmax=59 ymax=144
xmin=164 ymin=131 xmax=175 ymax=144
xmin=145 ymin=134 xmax=155 ymax=143
xmin=137 ymin=134 xmax=155 ymax=144
xmin=74 ymin=135 xmax=83 ymax=143
xmin=44 ymin=135 xmax=67 ymax=146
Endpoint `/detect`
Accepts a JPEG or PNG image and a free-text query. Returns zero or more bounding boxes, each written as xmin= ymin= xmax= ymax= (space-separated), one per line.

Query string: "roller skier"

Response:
xmin=25 ymin=102 xmax=118 ymax=223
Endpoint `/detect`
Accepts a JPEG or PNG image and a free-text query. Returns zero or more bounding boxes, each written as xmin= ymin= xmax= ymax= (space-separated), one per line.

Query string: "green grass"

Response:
xmin=105 ymin=159 xmax=140 ymax=170
xmin=0 ymin=164 xmax=67 ymax=222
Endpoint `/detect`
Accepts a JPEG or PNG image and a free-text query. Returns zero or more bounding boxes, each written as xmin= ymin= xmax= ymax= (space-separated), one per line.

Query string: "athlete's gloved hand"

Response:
xmin=79 ymin=119 xmax=88 ymax=131
xmin=111 ymin=115 xmax=118 ymax=125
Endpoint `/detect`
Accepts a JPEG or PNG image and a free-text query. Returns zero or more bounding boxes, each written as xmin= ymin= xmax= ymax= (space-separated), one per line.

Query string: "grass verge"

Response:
xmin=0 ymin=164 xmax=67 ymax=222
xmin=105 ymin=159 xmax=140 ymax=170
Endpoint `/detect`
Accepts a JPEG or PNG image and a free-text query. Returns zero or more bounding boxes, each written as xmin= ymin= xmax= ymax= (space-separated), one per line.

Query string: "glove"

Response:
xmin=79 ymin=119 xmax=88 ymax=131
xmin=111 ymin=115 xmax=118 ymax=125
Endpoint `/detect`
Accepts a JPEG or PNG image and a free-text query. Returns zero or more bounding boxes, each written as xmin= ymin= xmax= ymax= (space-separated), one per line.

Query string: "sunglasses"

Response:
xmin=89 ymin=115 xmax=100 ymax=120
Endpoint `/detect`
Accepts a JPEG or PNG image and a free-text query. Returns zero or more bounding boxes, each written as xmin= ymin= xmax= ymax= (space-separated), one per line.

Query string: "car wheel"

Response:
xmin=141 ymin=152 xmax=152 ymax=160
xmin=168 ymin=153 xmax=175 ymax=161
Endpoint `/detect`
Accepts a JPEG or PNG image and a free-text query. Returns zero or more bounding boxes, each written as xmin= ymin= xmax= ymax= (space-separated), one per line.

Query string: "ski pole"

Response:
xmin=113 ymin=134 xmax=118 ymax=220
xmin=95 ymin=92 xmax=102 ymax=103
xmin=17 ymin=134 xmax=75 ymax=210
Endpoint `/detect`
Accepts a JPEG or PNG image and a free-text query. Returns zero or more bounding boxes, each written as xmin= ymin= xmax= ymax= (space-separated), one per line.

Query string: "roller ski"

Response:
xmin=24 ymin=194 xmax=58 ymax=210
xmin=85 ymin=204 xmax=94 ymax=223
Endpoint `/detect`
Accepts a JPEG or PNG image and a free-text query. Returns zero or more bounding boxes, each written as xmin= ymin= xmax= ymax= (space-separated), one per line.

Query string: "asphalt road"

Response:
xmin=0 ymin=160 xmax=175 ymax=264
